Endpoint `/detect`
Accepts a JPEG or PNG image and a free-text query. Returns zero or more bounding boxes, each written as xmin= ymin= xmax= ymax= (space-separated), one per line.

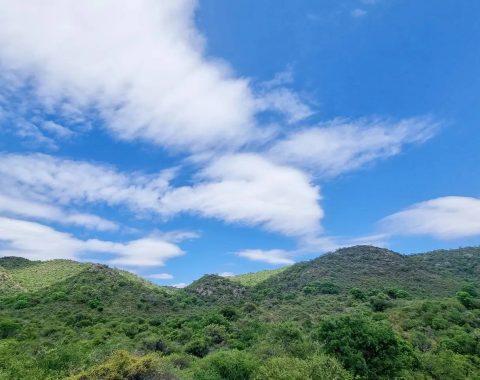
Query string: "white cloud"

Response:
xmin=40 ymin=121 xmax=74 ymax=138
xmin=256 ymin=88 xmax=313 ymax=124
xmin=0 ymin=0 xmax=309 ymax=152
xmin=219 ymin=272 xmax=235 ymax=277
xmin=147 ymin=273 xmax=174 ymax=280
xmin=160 ymin=153 xmax=322 ymax=237
xmin=0 ymin=153 xmax=173 ymax=213
xmin=0 ymin=153 xmax=322 ymax=237
xmin=0 ymin=216 xmax=186 ymax=267
xmin=0 ymin=192 xmax=118 ymax=231
xmin=269 ymin=117 xmax=439 ymax=177
xmin=236 ymin=249 xmax=294 ymax=265
xmin=0 ymin=216 xmax=85 ymax=260
xmin=381 ymin=196 xmax=480 ymax=239
xmin=172 ymin=282 xmax=188 ymax=288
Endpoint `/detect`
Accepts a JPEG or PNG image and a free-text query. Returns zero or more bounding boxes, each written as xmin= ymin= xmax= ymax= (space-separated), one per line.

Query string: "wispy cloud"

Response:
xmin=381 ymin=196 xmax=480 ymax=239
xmin=0 ymin=193 xmax=118 ymax=231
xmin=236 ymin=249 xmax=295 ymax=265
xmin=0 ymin=216 xmax=188 ymax=267
xmin=146 ymin=273 xmax=174 ymax=280
xmin=269 ymin=117 xmax=440 ymax=177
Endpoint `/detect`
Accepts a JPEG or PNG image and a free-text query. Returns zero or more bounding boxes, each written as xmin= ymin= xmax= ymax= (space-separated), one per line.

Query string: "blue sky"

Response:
xmin=0 ymin=0 xmax=479 ymax=286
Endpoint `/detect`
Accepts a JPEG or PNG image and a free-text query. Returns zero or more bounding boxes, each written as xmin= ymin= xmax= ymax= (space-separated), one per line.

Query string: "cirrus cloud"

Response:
xmin=236 ymin=249 xmax=294 ymax=265
xmin=269 ymin=117 xmax=439 ymax=177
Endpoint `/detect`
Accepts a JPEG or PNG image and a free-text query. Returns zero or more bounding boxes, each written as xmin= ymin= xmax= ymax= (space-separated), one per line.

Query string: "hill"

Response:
xmin=254 ymin=246 xmax=480 ymax=299
xmin=0 ymin=246 xmax=479 ymax=379
xmin=230 ymin=267 xmax=288 ymax=287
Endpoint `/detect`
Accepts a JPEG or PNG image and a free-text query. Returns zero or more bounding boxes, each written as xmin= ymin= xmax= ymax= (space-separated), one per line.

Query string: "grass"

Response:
xmin=230 ymin=267 xmax=289 ymax=287
xmin=4 ymin=260 xmax=89 ymax=292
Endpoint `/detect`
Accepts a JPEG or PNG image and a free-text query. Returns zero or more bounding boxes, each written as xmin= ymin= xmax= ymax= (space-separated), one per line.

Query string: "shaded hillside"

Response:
xmin=411 ymin=246 xmax=480 ymax=280
xmin=253 ymin=245 xmax=480 ymax=299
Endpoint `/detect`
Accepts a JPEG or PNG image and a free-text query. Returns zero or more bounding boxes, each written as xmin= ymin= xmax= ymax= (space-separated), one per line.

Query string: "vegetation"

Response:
xmin=0 ymin=245 xmax=479 ymax=379
xmin=230 ymin=267 xmax=288 ymax=287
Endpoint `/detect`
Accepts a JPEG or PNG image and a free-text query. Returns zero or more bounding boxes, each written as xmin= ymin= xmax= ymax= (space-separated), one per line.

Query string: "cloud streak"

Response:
xmin=0 ymin=153 xmax=322 ymax=238
xmin=0 ymin=216 xmax=187 ymax=267
xmin=236 ymin=249 xmax=295 ymax=265
xmin=269 ymin=117 xmax=439 ymax=177
xmin=381 ymin=196 xmax=480 ymax=239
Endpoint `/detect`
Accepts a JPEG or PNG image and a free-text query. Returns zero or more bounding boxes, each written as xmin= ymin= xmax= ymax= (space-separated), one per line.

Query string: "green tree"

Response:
xmin=315 ymin=314 xmax=415 ymax=379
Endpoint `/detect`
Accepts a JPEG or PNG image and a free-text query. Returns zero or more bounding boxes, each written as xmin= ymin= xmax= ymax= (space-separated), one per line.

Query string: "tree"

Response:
xmin=315 ymin=314 xmax=415 ymax=379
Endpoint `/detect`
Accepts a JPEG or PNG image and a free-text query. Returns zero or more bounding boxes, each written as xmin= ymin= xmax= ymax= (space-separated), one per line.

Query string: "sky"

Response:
xmin=0 ymin=0 xmax=479 ymax=287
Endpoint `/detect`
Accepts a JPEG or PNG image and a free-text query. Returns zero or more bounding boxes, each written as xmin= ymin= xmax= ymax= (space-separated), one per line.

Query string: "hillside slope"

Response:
xmin=0 ymin=246 xmax=479 ymax=379
xmin=253 ymin=245 xmax=480 ymax=299
xmin=230 ymin=267 xmax=288 ymax=287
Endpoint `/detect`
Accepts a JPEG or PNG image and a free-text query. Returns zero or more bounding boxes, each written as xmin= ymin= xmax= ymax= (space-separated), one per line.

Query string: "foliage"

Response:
xmin=230 ymin=267 xmax=288 ymax=287
xmin=0 ymin=246 xmax=479 ymax=379
xmin=316 ymin=314 xmax=416 ymax=378
xmin=191 ymin=349 xmax=257 ymax=380
xmin=253 ymin=355 xmax=352 ymax=380
xmin=68 ymin=350 xmax=180 ymax=380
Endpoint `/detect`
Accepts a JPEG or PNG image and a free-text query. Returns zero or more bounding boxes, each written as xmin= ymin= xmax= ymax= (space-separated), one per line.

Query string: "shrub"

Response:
xmin=420 ymin=350 xmax=478 ymax=380
xmin=350 ymin=288 xmax=366 ymax=301
xmin=369 ymin=293 xmax=391 ymax=312
xmin=69 ymin=350 xmax=179 ymax=380
xmin=192 ymin=350 xmax=257 ymax=380
xmin=0 ymin=318 xmax=20 ymax=339
xmin=253 ymin=356 xmax=309 ymax=380
xmin=253 ymin=355 xmax=352 ymax=380
xmin=308 ymin=354 xmax=353 ymax=380
xmin=185 ymin=337 xmax=210 ymax=358
xmin=456 ymin=291 xmax=475 ymax=309
xmin=303 ymin=281 xmax=340 ymax=295
xmin=221 ymin=306 xmax=239 ymax=321
xmin=315 ymin=314 xmax=415 ymax=379
xmin=270 ymin=322 xmax=311 ymax=358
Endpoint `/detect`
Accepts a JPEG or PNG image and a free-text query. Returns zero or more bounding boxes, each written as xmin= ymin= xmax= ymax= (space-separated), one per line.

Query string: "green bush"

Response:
xmin=0 ymin=318 xmax=20 ymax=338
xmin=303 ymin=281 xmax=340 ymax=295
xmin=253 ymin=355 xmax=352 ymax=380
xmin=350 ymin=288 xmax=366 ymax=301
xmin=254 ymin=356 xmax=309 ymax=380
xmin=185 ymin=337 xmax=210 ymax=357
xmin=315 ymin=314 xmax=415 ymax=379
xmin=369 ymin=293 xmax=391 ymax=312
xmin=69 ymin=350 xmax=179 ymax=380
xmin=192 ymin=350 xmax=257 ymax=380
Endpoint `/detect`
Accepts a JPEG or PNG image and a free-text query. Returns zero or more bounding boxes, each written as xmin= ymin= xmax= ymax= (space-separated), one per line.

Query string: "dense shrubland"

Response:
xmin=0 ymin=246 xmax=479 ymax=379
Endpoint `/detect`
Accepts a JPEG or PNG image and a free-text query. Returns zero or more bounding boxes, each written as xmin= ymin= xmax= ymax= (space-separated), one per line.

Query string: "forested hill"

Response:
xmin=0 ymin=246 xmax=479 ymax=379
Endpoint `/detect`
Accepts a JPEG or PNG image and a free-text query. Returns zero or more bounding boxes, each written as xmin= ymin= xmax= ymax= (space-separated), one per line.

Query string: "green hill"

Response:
xmin=0 ymin=246 xmax=479 ymax=379
xmin=230 ymin=267 xmax=288 ymax=287
xmin=253 ymin=246 xmax=480 ymax=300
